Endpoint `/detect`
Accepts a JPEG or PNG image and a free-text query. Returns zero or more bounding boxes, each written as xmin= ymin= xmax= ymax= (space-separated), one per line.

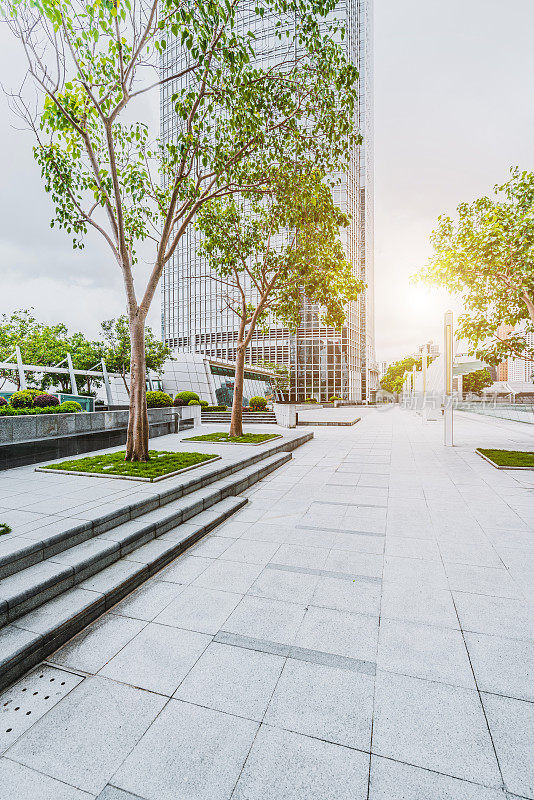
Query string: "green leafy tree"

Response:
xmin=380 ymin=357 xmax=422 ymax=395
xmin=417 ymin=168 xmax=534 ymax=366
xmin=255 ymin=361 xmax=291 ymax=396
xmin=101 ymin=317 xmax=170 ymax=396
xmin=462 ymin=368 xmax=493 ymax=395
xmin=4 ymin=0 xmax=359 ymax=459
xmin=197 ymin=168 xmax=363 ymax=436
xmin=0 ymin=310 xmax=43 ymax=389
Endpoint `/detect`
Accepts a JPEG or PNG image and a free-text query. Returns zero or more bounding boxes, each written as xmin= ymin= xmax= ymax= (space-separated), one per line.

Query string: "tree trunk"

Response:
xmin=125 ymin=313 xmax=149 ymax=461
xmin=230 ymin=343 xmax=246 ymax=437
xmin=523 ymin=292 xmax=534 ymax=325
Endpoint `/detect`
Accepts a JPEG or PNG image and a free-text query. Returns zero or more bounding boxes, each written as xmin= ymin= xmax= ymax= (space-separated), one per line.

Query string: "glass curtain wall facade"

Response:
xmin=160 ymin=0 xmax=374 ymax=401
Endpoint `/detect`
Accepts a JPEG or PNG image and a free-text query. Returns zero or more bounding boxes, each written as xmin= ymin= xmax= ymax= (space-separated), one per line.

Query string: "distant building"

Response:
xmin=496 ymin=322 xmax=534 ymax=384
xmin=414 ymin=340 xmax=440 ymax=360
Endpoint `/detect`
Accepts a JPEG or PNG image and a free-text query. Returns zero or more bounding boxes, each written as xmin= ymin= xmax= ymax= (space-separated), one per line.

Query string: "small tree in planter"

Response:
xmin=197 ymin=167 xmax=363 ymax=436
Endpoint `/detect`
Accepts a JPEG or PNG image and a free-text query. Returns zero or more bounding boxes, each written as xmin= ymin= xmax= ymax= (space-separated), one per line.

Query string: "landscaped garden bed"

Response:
xmin=36 ymin=450 xmax=220 ymax=481
xmin=476 ymin=448 xmax=534 ymax=469
xmin=0 ymin=523 xmax=11 ymax=536
xmin=183 ymin=432 xmax=282 ymax=446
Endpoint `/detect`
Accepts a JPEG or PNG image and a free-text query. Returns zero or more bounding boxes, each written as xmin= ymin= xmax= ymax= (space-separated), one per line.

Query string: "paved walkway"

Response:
xmin=0 ymin=407 xmax=532 ymax=800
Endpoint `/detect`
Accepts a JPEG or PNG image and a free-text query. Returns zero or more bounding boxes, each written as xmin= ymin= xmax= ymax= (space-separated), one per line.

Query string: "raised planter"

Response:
xmin=273 ymin=402 xmax=297 ymax=428
xmin=0 ymin=406 xmax=201 ymax=470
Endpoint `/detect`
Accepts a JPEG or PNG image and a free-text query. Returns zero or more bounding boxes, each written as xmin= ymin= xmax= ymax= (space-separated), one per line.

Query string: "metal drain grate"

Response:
xmin=0 ymin=665 xmax=84 ymax=753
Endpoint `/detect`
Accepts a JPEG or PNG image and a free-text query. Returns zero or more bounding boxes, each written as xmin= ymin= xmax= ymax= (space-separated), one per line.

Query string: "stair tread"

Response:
xmin=0 ymin=497 xmax=247 ymax=683
xmin=0 ymin=442 xmax=296 ymax=578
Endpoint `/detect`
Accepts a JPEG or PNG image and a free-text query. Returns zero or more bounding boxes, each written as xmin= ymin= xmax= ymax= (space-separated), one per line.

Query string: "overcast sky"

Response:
xmin=0 ymin=0 xmax=533 ymax=363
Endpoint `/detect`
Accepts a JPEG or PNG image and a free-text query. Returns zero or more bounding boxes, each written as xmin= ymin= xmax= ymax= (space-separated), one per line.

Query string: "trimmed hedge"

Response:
xmin=59 ymin=400 xmax=82 ymax=412
xmin=202 ymin=405 xmax=227 ymax=412
xmin=188 ymin=399 xmax=201 ymax=406
xmin=249 ymin=396 xmax=267 ymax=410
xmin=9 ymin=390 xmax=36 ymax=409
xmin=175 ymin=390 xmax=200 ymax=404
xmin=146 ymin=390 xmax=173 ymax=408
xmin=34 ymin=393 xmax=60 ymax=408
xmin=0 ymin=404 xmax=79 ymax=417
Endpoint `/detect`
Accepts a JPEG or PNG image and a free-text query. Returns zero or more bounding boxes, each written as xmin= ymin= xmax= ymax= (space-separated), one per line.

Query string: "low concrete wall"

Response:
xmin=0 ymin=405 xmax=200 ymax=470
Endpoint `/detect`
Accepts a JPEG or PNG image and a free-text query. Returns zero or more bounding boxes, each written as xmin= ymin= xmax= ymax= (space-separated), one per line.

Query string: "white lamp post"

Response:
xmin=444 ymin=310 xmax=454 ymax=446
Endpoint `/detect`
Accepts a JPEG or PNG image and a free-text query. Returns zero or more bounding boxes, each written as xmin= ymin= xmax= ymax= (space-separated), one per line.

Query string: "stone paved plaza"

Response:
xmin=0 ymin=407 xmax=532 ymax=800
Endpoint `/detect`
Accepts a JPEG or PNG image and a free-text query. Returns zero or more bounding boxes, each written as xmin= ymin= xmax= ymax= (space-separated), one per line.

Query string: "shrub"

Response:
xmin=329 ymin=395 xmax=342 ymax=402
xmin=175 ymin=390 xmax=200 ymax=404
xmin=204 ymin=405 xmax=227 ymax=412
xmin=34 ymin=394 xmax=60 ymax=408
xmin=249 ymin=396 xmax=267 ymax=410
xmin=304 ymin=397 xmax=318 ymax=403
xmin=199 ymin=399 xmax=209 ymax=408
xmin=59 ymin=400 xmax=83 ymax=412
xmin=10 ymin=390 xmax=36 ymax=408
xmin=173 ymin=396 xmax=186 ymax=406
xmin=0 ymin=397 xmax=7 ymax=407
xmin=146 ymin=391 xmax=173 ymax=408
xmin=188 ymin=399 xmax=201 ymax=406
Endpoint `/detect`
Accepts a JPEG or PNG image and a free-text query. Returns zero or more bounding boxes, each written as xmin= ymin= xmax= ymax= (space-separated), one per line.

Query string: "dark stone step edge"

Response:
xmin=0 ymin=432 xmax=311 ymax=579
xmin=0 ymin=496 xmax=247 ymax=694
xmin=0 ymin=452 xmax=292 ymax=626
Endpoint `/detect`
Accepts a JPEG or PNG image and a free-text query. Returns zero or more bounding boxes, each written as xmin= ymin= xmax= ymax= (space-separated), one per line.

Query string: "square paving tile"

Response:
xmin=311 ymin=575 xmax=381 ymax=617
xmin=264 ymin=658 xmax=374 ymax=750
xmin=110 ymin=580 xmax=183 ymax=621
xmin=453 ymin=593 xmax=533 ymax=640
xmin=482 ymin=692 xmax=534 ymax=798
xmin=5 ymin=676 xmax=166 ymax=796
xmin=154 ymin=585 xmax=242 ymax=634
xmin=369 ymin=754 xmax=507 ymax=800
xmin=381 ymin=580 xmax=459 ymax=629
xmin=464 ymin=632 xmax=534 ymax=701
xmin=325 ymin=550 xmax=383 ymax=579
xmin=158 ymin=555 xmax=212 ymax=584
xmin=445 ymin=564 xmax=521 ymax=599
xmin=223 ymin=595 xmax=306 ymax=646
xmin=248 ymin=568 xmax=319 ymax=605
xmin=220 ymin=539 xmax=281 ymax=565
xmin=49 ymin=614 xmax=146 ymax=674
xmin=193 ymin=559 xmax=263 ymax=594
xmin=112 ymin=699 xmax=258 ymax=800
xmin=174 ymin=641 xmax=285 ymax=720
xmin=0 ymin=759 xmax=94 ymax=800
xmin=294 ymin=606 xmax=379 ymax=663
xmin=271 ymin=543 xmax=330 ymax=569
xmin=371 ymin=671 xmax=501 ymax=787
xmin=189 ymin=535 xmax=234 ymax=558
xmin=98 ymin=623 xmax=211 ymax=695
xmin=377 ymin=618 xmax=475 ymax=688
xmin=232 ymin=725 xmax=370 ymax=800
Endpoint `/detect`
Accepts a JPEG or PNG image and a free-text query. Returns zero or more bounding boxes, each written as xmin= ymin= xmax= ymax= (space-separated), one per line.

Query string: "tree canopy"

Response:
xmin=462 ymin=368 xmax=493 ymax=395
xmin=380 ymin=357 xmax=422 ymax=395
xmin=417 ymin=167 xmax=534 ymax=366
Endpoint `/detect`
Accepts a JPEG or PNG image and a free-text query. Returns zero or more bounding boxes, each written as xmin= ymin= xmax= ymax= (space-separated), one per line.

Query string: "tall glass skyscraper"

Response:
xmin=161 ymin=0 xmax=375 ymax=401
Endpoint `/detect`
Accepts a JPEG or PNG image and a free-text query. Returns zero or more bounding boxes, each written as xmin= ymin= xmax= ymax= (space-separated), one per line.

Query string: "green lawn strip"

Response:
xmin=477 ymin=448 xmax=534 ymax=468
xmin=41 ymin=450 xmax=219 ymax=479
xmin=0 ymin=523 xmax=12 ymax=536
xmin=184 ymin=432 xmax=281 ymax=445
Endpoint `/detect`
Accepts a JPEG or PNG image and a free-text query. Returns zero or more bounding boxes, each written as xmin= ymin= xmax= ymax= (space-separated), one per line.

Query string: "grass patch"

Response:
xmin=0 ymin=523 xmax=12 ymax=536
xmin=184 ymin=432 xmax=281 ymax=445
xmin=41 ymin=450 xmax=219 ymax=480
xmin=477 ymin=448 xmax=534 ymax=468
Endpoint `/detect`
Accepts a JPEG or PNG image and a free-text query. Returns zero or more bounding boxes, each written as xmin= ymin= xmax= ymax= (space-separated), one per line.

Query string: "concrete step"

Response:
xmin=0 ymin=496 xmax=247 ymax=693
xmin=201 ymin=412 xmax=277 ymax=423
xmin=0 ymin=452 xmax=292 ymax=627
xmin=0 ymin=432 xmax=311 ymax=581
